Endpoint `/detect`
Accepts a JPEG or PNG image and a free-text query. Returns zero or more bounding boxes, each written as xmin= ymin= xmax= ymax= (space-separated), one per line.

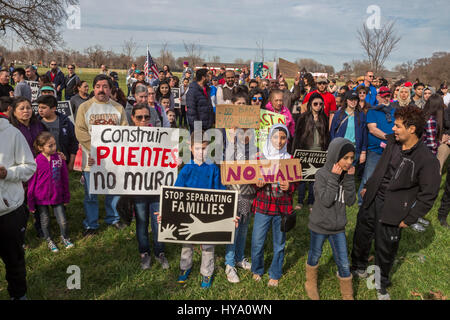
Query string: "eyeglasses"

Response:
xmin=135 ymin=115 xmax=150 ymax=121
xmin=367 ymin=75 xmax=374 ymax=78
xmin=312 ymin=102 xmax=324 ymax=106
xmin=358 ymin=91 xmax=366 ymax=95
xmin=252 ymin=97 xmax=263 ymax=102
xmin=68 ymin=67 xmax=74 ymax=70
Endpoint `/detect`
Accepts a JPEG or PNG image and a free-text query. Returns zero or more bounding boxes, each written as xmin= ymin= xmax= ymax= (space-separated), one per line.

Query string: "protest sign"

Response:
xmin=255 ymin=109 xmax=286 ymax=150
xmin=171 ymin=87 xmax=181 ymax=108
xmin=158 ymin=186 xmax=238 ymax=244
xmin=25 ymin=81 xmax=40 ymax=102
xmin=215 ymin=104 xmax=260 ymax=129
xmin=32 ymin=101 xmax=74 ymax=123
xmin=221 ymin=159 xmax=302 ymax=185
xmin=250 ymin=61 xmax=277 ymax=79
xmin=89 ymin=125 xmax=179 ymax=195
xmin=292 ymin=149 xmax=328 ymax=181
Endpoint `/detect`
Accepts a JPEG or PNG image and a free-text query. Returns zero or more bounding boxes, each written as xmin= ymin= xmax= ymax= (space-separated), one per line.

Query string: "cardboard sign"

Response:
xmin=255 ymin=109 xmax=286 ymax=150
xmin=215 ymin=104 xmax=260 ymax=129
xmin=25 ymin=81 xmax=40 ymax=102
xmin=292 ymin=149 xmax=328 ymax=181
xmin=221 ymin=159 xmax=302 ymax=185
xmin=171 ymin=87 xmax=181 ymax=109
xmin=158 ymin=186 xmax=238 ymax=244
xmin=32 ymin=101 xmax=74 ymax=123
xmin=89 ymin=125 xmax=179 ymax=195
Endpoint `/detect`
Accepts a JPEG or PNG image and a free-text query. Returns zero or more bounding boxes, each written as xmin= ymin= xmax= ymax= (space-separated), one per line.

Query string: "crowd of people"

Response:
xmin=0 ymin=59 xmax=449 ymax=301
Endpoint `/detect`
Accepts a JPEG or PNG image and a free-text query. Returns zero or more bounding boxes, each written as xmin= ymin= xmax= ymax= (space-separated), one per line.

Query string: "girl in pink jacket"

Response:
xmin=28 ymin=132 xmax=73 ymax=252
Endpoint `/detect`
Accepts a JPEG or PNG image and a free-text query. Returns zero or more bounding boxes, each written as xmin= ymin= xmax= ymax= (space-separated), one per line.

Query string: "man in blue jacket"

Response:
xmin=186 ymin=68 xmax=214 ymax=133
xmin=354 ymin=71 xmax=378 ymax=106
xmin=45 ymin=61 xmax=65 ymax=101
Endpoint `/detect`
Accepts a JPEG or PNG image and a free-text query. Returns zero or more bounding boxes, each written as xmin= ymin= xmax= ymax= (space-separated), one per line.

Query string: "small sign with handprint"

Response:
xmin=158 ymin=186 xmax=238 ymax=244
xmin=292 ymin=149 xmax=328 ymax=181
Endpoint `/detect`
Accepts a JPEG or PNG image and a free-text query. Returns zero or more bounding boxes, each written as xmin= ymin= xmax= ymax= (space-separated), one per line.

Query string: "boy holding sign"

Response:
xmin=160 ymin=132 xmax=226 ymax=289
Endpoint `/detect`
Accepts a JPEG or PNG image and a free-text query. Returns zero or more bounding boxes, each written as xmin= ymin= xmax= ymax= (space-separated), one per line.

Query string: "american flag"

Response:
xmin=144 ymin=46 xmax=159 ymax=82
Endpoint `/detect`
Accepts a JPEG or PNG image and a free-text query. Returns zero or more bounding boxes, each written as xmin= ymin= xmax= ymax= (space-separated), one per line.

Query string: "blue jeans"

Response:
xmin=82 ymin=171 xmax=120 ymax=230
xmin=307 ymin=230 xmax=351 ymax=278
xmin=297 ymin=181 xmax=315 ymax=206
xmin=225 ymin=214 xmax=250 ymax=267
xmin=251 ymin=212 xmax=286 ymax=280
xmin=134 ymin=197 xmax=164 ymax=256
xmin=358 ymin=150 xmax=382 ymax=206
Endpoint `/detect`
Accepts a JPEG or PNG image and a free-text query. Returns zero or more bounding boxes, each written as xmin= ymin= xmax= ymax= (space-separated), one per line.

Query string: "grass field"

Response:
xmin=0 ymin=69 xmax=448 ymax=300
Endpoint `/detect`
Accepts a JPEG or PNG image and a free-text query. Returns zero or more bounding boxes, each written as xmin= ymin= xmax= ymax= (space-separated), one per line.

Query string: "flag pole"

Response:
xmin=146 ymin=44 xmax=149 ymax=83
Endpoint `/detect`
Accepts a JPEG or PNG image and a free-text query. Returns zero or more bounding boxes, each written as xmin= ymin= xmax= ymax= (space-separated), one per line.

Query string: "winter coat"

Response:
xmin=264 ymin=102 xmax=296 ymax=138
xmin=309 ymin=138 xmax=356 ymax=234
xmin=186 ymin=81 xmax=214 ymax=131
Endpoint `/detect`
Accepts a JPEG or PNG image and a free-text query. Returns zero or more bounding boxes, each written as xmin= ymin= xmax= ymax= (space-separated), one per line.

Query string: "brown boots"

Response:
xmin=305 ymin=263 xmax=320 ymax=300
xmin=305 ymin=263 xmax=354 ymax=300
xmin=337 ymin=273 xmax=354 ymax=300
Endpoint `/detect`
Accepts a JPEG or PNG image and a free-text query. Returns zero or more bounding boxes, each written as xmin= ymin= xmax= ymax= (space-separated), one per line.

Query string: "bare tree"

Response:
xmin=394 ymin=60 xmax=414 ymax=79
xmin=357 ymin=20 xmax=401 ymax=73
xmin=183 ymin=41 xmax=203 ymax=67
xmin=122 ymin=37 xmax=138 ymax=64
xmin=0 ymin=0 xmax=79 ymax=48
xmin=85 ymin=45 xmax=105 ymax=68
xmin=211 ymin=55 xmax=221 ymax=63
xmin=255 ymin=39 xmax=264 ymax=61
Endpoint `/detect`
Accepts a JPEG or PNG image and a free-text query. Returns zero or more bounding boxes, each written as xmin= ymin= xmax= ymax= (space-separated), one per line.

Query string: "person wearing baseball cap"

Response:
xmin=330 ymin=89 xmax=367 ymax=169
xmin=355 ymin=85 xmax=396 ymax=206
xmin=301 ymin=76 xmax=337 ymax=117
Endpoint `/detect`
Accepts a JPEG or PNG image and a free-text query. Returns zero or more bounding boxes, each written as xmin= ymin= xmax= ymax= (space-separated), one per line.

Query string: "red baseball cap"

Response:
xmin=404 ymin=82 xmax=413 ymax=87
xmin=378 ymin=86 xmax=391 ymax=97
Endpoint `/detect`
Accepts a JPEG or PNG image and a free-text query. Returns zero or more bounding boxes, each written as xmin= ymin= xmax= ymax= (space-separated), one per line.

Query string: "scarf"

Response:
xmin=262 ymin=123 xmax=291 ymax=160
xmin=372 ymin=103 xmax=393 ymax=123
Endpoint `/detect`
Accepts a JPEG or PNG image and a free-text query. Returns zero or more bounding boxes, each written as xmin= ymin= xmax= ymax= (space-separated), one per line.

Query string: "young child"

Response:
xmin=164 ymin=132 xmax=226 ymax=289
xmin=36 ymin=95 xmax=78 ymax=171
xmin=160 ymin=96 xmax=171 ymax=114
xmin=223 ymin=128 xmax=258 ymax=283
xmin=305 ymin=137 xmax=356 ymax=300
xmin=251 ymin=124 xmax=296 ymax=287
xmin=167 ymin=109 xmax=178 ymax=128
xmin=27 ymin=132 xmax=73 ymax=252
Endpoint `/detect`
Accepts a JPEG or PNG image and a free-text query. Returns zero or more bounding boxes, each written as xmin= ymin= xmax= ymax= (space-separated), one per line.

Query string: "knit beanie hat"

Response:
xmin=338 ymin=143 xmax=356 ymax=162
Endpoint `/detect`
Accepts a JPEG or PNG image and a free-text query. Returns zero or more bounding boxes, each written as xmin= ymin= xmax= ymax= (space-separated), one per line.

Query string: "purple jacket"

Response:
xmin=27 ymin=153 xmax=70 ymax=211
xmin=16 ymin=120 xmax=46 ymax=157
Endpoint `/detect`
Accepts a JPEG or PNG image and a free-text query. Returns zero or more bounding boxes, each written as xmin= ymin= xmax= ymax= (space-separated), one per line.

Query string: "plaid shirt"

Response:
xmin=252 ymin=182 xmax=297 ymax=216
xmin=424 ymin=116 xmax=439 ymax=155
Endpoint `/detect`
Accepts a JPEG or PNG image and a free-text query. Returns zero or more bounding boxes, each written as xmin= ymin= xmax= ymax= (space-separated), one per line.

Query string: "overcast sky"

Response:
xmin=61 ymin=0 xmax=450 ymax=70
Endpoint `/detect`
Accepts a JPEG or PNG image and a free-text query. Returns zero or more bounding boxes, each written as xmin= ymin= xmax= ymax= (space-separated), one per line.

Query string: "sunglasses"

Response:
xmin=252 ymin=97 xmax=263 ymax=102
xmin=317 ymin=82 xmax=327 ymax=85
xmin=135 ymin=115 xmax=150 ymax=121
xmin=312 ymin=102 xmax=324 ymax=106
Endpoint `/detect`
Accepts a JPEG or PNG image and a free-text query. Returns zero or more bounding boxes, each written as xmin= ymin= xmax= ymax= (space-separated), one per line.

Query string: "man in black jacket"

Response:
xmin=351 ymin=105 xmax=441 ymax=300
xmin=186 ymin=68 xmax=214 ymax=133
xmin=45 ymin=61 xmax=65 ymax=101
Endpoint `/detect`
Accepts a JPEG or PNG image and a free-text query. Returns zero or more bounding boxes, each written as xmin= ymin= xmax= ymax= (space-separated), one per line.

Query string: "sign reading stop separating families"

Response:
xmin=89 ymin=125 xmax=179 ymax=195
xmin=158 ymin=186 xmax=238 ymax=244
xmin=292 ymin=149 xmax=328 ymax=181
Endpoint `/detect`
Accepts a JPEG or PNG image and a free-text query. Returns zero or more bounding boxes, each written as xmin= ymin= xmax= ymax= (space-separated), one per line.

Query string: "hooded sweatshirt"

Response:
xmin=27 ymin=153 xmax=70 ymax=212
xmin=0 ymin=117 xmax=36 ymax=216
xmin=308 ymin=137 xmax=356 ymax=235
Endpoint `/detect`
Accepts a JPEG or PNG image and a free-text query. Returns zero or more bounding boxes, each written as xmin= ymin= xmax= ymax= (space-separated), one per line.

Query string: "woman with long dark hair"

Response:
xmin=291 ymin=92 xmax=330 ymax=212
xmin=156 ymin=79 xmax=174 ymax=110
xmin=423 ymin=94 xmax=445 ymax=156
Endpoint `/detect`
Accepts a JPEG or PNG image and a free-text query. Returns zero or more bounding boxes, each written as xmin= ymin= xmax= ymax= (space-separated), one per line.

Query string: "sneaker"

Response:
xmin=236 ymin=258 xmax=252 ymax=270
xmin=438 ymin=217 xmax=450 ymax=229
xmin=410 ymin=223 xmax=426 ymax=232
xmin=140 ymin=253 xmax=151 ymax=270
xmin=417 ymin=217 xmax=430 ymax=227
xmin=201 ymin=275 xmax=213 ymax=289
xmin=155 ymin=253 xmax=170 ymax=269
xmin=352 ymin=269 xmax=369 ymax=279
xmin=111 ymin=222 xmax=126 ymax=230
xmin=377 ymin=289 xmax=391 ymax=300
xmin=61 ymin=237 xmax=74 ymax=249
xmin=225 ymin=265 xmax=240 ymax=283
xmin=252 ymin=273 xmax=261 ymax=282
xmin=47 ymin=240 xmax=59 ymax=253
xmin=177 ymin=268 xmax=191 ymax=283
xmin=83 ymin=229 xmax=97 ymax=237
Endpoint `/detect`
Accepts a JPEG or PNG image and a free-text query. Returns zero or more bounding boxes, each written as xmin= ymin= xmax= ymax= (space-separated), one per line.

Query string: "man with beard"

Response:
xmin=216 ymin=70 xmax=237 ymax=105
xmin=186 ymin=68 xmax=214 ymax=132
xmin=301 ymin=77 xmax=337 ymax=117
xmin=45 ymin=61 xmax=65 ymax=101
xmin=75 ymin=74 xmax=129 ymax=237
